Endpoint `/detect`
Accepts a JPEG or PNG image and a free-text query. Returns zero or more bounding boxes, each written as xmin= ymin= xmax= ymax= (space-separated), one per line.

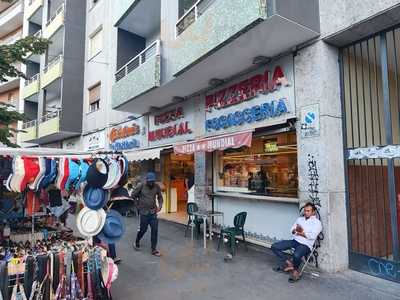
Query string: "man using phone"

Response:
xmin=132 ymin=172 xmax=163 ymax=257
xmin=271 ymin=202 xmax=322 ymax=282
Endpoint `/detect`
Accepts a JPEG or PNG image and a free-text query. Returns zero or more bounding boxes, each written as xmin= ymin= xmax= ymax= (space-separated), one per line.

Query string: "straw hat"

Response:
xmin=76 ymin=207 xmax=106 ymax=237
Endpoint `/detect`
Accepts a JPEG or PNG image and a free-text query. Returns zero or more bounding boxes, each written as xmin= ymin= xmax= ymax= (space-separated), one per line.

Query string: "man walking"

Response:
xmin=132 ymin=172 xmax=163 ymax=257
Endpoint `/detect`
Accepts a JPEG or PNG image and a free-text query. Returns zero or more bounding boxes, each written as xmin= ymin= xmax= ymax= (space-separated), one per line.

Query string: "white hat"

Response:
xmin=76 ymin=207 xmax=106 ymax=237
xmin=103 ymin=159 xmax=121 ymax=190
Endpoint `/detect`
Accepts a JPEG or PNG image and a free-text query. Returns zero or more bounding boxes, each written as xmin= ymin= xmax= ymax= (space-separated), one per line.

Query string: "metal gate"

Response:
xmin=340 ymin=26 xmax=400 ymax=282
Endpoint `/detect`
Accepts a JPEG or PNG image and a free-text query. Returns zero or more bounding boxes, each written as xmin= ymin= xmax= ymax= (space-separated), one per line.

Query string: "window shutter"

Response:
xmin=89 ymin=83 xmax=101 ymax=104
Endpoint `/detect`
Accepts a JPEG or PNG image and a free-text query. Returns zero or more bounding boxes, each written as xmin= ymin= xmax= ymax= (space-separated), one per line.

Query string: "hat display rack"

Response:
xmin=0 ymin=147 xmax=125 ymax=300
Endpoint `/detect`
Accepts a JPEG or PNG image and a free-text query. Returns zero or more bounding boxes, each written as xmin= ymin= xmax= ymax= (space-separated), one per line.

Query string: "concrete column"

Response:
xmin=194 ymin=152 xmax=212 ymax=211
xmin=295 ymin=40 xmax=348 ymax=272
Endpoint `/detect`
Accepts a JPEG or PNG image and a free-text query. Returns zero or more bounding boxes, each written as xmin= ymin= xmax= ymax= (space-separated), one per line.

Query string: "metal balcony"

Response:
xmin=41 ymin=55 xmax=63 ymax=88
xmin=0 ymin=0 xmax=23 ymax=38
xmin=25 ymin=0 xmax=43 ymax=20
xmin=20 ymin=119 xmax=37 ymax=142
xmin=112 ymin=40 xmax=161 ymax=108
xmin=43 ymin=3 xmax=64 ymax=39
xmin=23 ymin=73 xmax=40 ymax=98
xmin=38 ymin=110 xmax=60 ymax=138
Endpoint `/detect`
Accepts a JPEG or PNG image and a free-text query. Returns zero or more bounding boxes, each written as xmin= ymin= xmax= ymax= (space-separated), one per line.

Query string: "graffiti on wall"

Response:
xmin=368 ymin=258 xmax=400 ymax=281
xmin=308 ymin=154 xmax=320 ymax=207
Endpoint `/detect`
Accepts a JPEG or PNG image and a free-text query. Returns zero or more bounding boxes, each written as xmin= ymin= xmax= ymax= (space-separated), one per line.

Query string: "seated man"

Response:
xmin=271 ymin=202 xmax=322 ymax=282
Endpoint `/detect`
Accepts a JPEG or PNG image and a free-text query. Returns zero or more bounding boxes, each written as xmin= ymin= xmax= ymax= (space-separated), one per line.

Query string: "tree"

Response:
xmin=0 ymin=0 xmax=50 ymax=147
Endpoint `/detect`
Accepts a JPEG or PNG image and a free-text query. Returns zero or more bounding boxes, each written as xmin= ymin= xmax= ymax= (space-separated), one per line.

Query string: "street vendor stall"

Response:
xmin=0 ymin=147 xmax=126 ymax=300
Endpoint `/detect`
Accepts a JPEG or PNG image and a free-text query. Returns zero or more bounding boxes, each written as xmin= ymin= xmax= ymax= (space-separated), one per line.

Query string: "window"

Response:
xmin=215 ymin=131 xmax=298 ymax=198
xmin=89 ymin=27 xmax=103 ymax=59
xmin=88 ymin=83 xmax=101 ymax=112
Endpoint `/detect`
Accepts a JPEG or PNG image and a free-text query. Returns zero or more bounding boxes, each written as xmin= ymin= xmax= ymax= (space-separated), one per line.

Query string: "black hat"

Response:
xmin=86 ymin=158 xmax=109 ymax=188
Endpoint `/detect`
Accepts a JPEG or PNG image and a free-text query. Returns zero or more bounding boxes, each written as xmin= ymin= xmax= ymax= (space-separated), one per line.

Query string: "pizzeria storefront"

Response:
xmin=147 ymin=102 xmax=197 ymax=224
xmin=174 ymin=55 xmax=301 ymax=245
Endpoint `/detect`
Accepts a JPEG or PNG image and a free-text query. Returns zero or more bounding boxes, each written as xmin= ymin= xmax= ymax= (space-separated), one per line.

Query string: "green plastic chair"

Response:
xmin=184 ymin=202 xmax=204 ymax=238
xmin=218 ymin=212 xmax=248 ymax=256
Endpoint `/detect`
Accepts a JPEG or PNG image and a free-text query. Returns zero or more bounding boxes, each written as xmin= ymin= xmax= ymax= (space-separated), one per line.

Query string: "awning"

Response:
xmin=174 ymin=131 xmax=253 ymax=155
xmin=124 ymin=146 xmax=171 ymax=162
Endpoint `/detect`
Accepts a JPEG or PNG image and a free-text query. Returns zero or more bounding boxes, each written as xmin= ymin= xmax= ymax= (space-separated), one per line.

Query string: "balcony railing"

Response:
xmin=43 ymin=55 xmax=62 ymax=74
xmin=175 ymin=0 xmax=216 ymax=37
xmin=0 ymin=32 xmax=21 ymax=45
xmin=33 ymin=29 xmax=42 ymax=38
xmin=0 ymin=0 xmax=21 ymax=21
xmin=44 ymin=3 xmax=64 ymax=38
xmin=115 ymin=40 xmax=160 ymax=82
xmin=22 ymin=119 xmax=37 ymax=130
xmin=46 ymin=3 xmax=64 ymax=26
xmin=26 ymin=0 xmax=43 ymax=19
xmin=23 ymin=73 xmax=40 ymax=98
xmin=24 ymin=73 xmax=40 ymax=86
xmin=40 ymin=110 xmax=60 ymax=123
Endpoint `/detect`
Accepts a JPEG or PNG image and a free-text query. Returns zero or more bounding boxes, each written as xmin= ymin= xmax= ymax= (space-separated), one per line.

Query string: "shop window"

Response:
xmin=89 ymin=27 xmax=103 ymax=59
xmin=88 ymin=82 xmax=100 ymax=112
xmin=215 ymin=131 xmax=298 ymax=198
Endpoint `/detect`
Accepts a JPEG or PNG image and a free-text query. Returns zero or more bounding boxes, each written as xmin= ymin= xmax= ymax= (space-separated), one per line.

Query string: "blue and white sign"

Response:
xmin=301 ymin=104 xmax=320 ymax=138
xmin=204 ymin=55 xmax=295 ymax=136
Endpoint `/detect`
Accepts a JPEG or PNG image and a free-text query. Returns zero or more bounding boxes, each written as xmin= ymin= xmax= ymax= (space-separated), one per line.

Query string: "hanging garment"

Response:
xmin=25 ymin=191 xmax=41 ymax=217
xmin=24 ymin=256 xmax=35 ymax=299
xmin=73 ymin=251 xmax=85 ymax=297
xmin=0 ymin=261 xmax=8 ymax=300
xmin=10 ymin=283 xmax=27 ymax=300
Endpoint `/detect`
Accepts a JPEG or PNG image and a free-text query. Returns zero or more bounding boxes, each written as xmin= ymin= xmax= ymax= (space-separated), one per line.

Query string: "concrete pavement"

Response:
xmin=111 ymin=217 xmax=399 ymax=300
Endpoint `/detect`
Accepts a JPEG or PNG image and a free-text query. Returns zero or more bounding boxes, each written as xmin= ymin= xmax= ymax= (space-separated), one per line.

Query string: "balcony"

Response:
xmin=0 ymin=0 xmax=23 ymax=38
xmin=41 ymin=55 xmax=63 ymax=88
xmin=25 ymin=0 xmax=43 ymax=20
xmin=25 ymin=30 xmax=42 ymax=61
xmin=0 ymin=30 xmax=22 ymax=46
xmin=20 ymin=120 xmax=37 ymax=142
xmin=23 ymin=74 xmax=40 ymax=99
xmin=43 ymin=4 xmax=64 ymax=39
xmin=112 ymin=40 xmax=161 ymax=108
xmin=114 ymin=0 xmax=320 ymax=114
xmin=38 ymin=111 xmax=60 ymax=139
xmin=171 ymin=0 xmax=266 ymax=75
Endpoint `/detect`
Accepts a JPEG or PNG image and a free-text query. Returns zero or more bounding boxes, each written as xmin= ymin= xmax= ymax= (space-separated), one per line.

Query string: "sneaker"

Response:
xmin=113 ymin=257 xmax=122 ymax=264
xmin=133 ymin=242 xmax=140 ymax=251
xmin=151 ymin=250 xmax=161 ymax=257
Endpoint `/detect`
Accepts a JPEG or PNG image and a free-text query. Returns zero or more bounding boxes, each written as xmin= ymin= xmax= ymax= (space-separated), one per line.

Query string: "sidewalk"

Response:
xmin=112 ymin=217 xmax=400 ymax=300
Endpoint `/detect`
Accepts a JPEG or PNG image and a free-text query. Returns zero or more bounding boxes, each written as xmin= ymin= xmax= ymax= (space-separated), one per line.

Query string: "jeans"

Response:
xmin=135 ymin=213 xmax=158 ymax=251
xmin=93 ymin=236 xmax=117 ymax=259
xmin=271 ymin=239 xmax=311 ymax=270
xmin=108 ymin=244 xmax=117 ymax=259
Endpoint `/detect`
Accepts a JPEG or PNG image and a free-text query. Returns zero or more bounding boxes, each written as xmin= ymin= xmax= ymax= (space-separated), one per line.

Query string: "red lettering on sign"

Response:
xmin=154 ymin=107 xmax=185 ymax=125
xmin=205 ymin=66 xmax=289 ymax=111
xmin=148 ymin=121 xmax=192 ymax=142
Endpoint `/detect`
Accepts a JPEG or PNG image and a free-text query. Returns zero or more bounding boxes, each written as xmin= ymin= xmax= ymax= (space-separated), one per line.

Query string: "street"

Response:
xmin=112 ymin=218 xmax=400 ymax=300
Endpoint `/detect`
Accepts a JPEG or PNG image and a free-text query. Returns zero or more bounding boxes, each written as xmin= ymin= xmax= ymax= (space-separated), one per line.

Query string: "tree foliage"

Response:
xmin=0 ymin=35 xmax=50 ymax=82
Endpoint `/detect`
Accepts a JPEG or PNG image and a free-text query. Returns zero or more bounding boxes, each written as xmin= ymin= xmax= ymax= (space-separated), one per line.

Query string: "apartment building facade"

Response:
xmin=19 ymin=0 xmax=86 ymax=147
xmin=110 ymin=0 xmax=400 ymax=283
xmin=0 ymin=0 xmax=23 ymax=145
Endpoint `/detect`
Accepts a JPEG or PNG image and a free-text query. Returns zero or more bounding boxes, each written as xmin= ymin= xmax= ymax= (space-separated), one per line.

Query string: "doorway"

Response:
xmin=159 ymin=152 xmax=194 ymax=224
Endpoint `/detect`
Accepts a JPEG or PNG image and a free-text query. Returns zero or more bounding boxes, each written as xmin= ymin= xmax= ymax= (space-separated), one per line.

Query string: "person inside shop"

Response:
xmin=247 ymin=172 xmax=255 ymax=191
xmin=132 ymin=172 xmax=163 ymax=257
xmin=271 ymin=202 xmax=322 ymax=282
